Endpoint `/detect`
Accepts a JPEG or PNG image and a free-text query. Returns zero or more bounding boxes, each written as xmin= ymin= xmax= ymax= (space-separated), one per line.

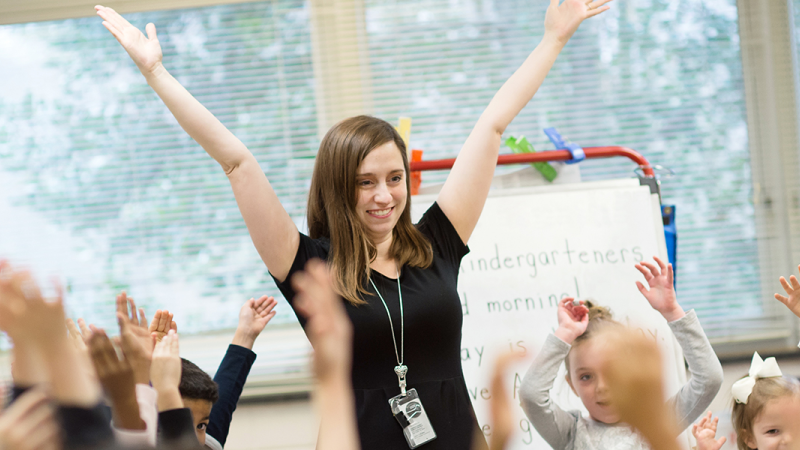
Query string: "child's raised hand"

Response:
xmin=116 ymin=294 xmax=154 ymax=385
xmin=553 ymin=297 xmax=589 ymax=344
xmin=0 ymin=389 xmax=60 ymax=450
xmin=232 ymin=295 xmax=278 ymax=349
xmin=544 ymin=0 xmax=613 ymax=45
xmin=291 ymin=260 xmax=352 ymax=384
xmin=89 ymin=329 xmax=145 ymax=430
xmin=95 ymin=5 xmax=164 ymax=76
xmin=148 ymin=309 xmax=177 ymax=344
xmin=150 ymin=330 xmax=183 ymax=412
xmin=635 ymin=256 xmax=685 ymax=322
xmin=775 ymin=265 xmax=800 ymax=318
xmin=692 ymin=412 xmax=727 ymax=450
xmin=599 ymin=327 xmax=680 ymax=450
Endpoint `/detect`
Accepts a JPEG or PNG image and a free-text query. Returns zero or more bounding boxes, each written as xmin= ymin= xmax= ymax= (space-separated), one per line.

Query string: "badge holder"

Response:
xmin=388 ymin=366 xmax=436 ymax=449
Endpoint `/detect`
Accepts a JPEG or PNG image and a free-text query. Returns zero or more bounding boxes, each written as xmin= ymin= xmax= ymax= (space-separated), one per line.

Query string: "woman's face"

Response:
xmin=355 ymin=141 xmax=407 ymax=243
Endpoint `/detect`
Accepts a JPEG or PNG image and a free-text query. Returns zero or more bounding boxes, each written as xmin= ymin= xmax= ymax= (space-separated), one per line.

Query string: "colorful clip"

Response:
xmin=543 ymin=127 xmax=585 ymax=165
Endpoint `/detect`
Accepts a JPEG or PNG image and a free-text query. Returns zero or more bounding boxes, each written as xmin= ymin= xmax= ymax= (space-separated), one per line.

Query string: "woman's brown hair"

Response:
xmin=307 ymin=115 xmax=433 ymax=305
xmin=731 ymin=375 xmax=800 ymax=450
xmin=564 ymin=300 xmax=622 ymax=374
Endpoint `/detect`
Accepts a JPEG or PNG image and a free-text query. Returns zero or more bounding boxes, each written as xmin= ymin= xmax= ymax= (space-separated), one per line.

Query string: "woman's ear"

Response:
xmin=565 ymin=373 xmax=578 ymax=396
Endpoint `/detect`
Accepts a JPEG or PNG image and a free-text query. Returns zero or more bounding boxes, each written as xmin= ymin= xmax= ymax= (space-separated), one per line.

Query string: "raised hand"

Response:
xmin=116 ymin=292 xmax=154 ymax=385
xmin=553 ymin=297 xmax=589 ymax=344
xmin=598 ymin=327 xmax=680 ymax=450
xmin=291 ymin=260 xmax=352 ymax=384
xmin=89 ymin=329 xmax=145 ymax=430
xmin=485 ymin=353 xmax=521 ymax=450
xmin=635 ymin=256 xmax=685 ymax=322
xmin=291 ymin=260 xmax=357 ymax=450
xmin=0 ymin=389 xmax=60 ymax=450
xmin=150 ymin=330 xmax=183 ymax=412
xmin=148 ymin=309 xmax=177 ymax=344
xmin=544 ymin=0 xmax=613 ymax=45
xmin=232 ymin=295 xmax=278 ymax=349
xmin=775 ymin=265 xmax=800 ymax=318
xmin=692 ymin=412 xmax=727 ymax=450
xmin=95 ymin=5 xmax=163 ymax=76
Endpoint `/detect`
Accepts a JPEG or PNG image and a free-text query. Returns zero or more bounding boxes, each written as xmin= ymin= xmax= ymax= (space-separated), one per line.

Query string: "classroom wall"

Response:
xmin=222 ymin=356 xmax=800 ymax=450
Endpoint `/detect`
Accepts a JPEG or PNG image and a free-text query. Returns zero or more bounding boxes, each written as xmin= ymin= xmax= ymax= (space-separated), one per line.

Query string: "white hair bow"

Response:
xmin=731 ymin=352 xmax=783 ymax=404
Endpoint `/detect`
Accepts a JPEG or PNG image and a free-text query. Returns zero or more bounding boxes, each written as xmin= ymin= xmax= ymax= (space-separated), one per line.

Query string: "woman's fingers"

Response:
xmin=145 ymin=23 xmax=158 ymax=41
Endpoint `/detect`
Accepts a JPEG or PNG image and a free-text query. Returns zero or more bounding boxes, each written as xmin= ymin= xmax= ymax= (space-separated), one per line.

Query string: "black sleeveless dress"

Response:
xmin=272 ymin=202 xmax=487 ymax=450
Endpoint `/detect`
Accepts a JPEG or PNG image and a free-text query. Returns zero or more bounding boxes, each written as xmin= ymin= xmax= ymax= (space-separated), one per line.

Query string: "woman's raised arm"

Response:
xmin=96 ymin=6 xmax=299 ymax=281
xmin=436 ymin=0 xmax=611 ymax=244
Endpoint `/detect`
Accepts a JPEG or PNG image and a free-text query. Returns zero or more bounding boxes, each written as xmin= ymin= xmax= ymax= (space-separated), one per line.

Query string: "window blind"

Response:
xmin=0 ymin=0 xmax=316 ymax=376
xmin=363 ymin=0 xmax=766 ymax=343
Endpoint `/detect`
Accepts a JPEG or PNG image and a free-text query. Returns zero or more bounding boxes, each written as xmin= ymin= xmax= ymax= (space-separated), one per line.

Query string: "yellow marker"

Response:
xmin=396 ymin=117 xmax=412 ymax=156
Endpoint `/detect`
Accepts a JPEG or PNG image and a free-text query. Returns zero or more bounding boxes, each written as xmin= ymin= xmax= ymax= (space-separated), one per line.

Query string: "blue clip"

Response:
xmin=543 ymin=127 xmax=585 ymax=164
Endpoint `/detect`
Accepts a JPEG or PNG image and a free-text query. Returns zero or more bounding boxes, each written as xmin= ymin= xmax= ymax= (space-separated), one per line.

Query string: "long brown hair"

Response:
xmin=307 ymin=115 xmax=433 ymax=305
xmin=731 ymin=375 xmax=800 ymax=450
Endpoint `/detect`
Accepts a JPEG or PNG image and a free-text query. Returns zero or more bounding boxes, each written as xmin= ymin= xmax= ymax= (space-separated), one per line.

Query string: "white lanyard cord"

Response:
xmin=369 ymin=267 xmax=403 ymax=367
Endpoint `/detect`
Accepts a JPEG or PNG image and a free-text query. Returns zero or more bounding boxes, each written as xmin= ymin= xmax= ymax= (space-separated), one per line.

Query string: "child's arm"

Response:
xmin=635 ymin=257 xmax=724 ymax=430
xmin=775 ymin=265 xmax=800 ymax=318
xmin=520 ymin=297 xmax=588 ymax=450
xmin=291 ymin=260 xmax=357 ymax=450
xmin=207 ymin=296 xmax=277 ymax=446
xmin=692 ymin=412 xmax=727 ymax=450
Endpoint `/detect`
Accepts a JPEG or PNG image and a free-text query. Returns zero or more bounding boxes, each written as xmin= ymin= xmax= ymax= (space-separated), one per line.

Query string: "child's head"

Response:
xmin=564 ymin=301 xmax=624 ymax=424
xmin=179 ymin=358 xmax=219 ymax=445
xmin=732 ymin=374 xmax=800 ymax=450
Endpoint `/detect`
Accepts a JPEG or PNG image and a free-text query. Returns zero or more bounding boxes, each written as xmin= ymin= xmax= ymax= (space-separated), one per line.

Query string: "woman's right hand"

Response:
xmin=553 ymin=297 xmax=588 ymax=344
xmin=95 ymin=5 xmax=164 ymax=77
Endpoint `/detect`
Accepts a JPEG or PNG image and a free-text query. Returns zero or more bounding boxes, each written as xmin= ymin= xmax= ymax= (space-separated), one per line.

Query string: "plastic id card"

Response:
xmin=388 ymin=388 xmax=437 ymax=448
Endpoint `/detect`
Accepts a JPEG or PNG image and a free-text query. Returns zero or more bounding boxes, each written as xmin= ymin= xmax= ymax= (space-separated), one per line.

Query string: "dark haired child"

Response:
xmin=179 ymin=295 xmax=277 ymax=449
xmin=520 ymin=257 xmax=723 ymax=450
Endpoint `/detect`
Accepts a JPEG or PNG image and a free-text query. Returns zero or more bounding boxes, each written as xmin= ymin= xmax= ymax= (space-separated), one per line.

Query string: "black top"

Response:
xmin=274 ymin=202 xmax=487 ymax=450
xmin=208 ymin=344 xmax=257 ymax=447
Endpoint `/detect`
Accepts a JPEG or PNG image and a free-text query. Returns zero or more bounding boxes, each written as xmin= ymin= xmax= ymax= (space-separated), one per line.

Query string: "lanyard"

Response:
xmin=369 ymin=268 xmax=408 ymax=395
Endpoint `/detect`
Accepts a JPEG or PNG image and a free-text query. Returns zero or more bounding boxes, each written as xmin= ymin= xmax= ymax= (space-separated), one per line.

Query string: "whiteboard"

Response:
xmin=411 ymin=180 xmax=686 ymax=449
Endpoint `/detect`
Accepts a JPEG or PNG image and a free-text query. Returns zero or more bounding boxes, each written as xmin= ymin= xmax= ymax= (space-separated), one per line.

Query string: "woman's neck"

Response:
xmin=370 ymin=232 xmax=397 ymax=277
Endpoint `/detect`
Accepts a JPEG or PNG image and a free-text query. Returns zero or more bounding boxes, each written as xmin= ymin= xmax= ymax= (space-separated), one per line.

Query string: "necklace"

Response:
xmin=369 ymin=267 xmax=408 ymax=394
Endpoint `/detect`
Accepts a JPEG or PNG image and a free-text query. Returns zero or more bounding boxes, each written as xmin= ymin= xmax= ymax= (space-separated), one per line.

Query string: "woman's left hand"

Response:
xmin=544 ymin=0 xmax=613 ymax=45
xmin=635 ymin=256 xmax=685 ymax=322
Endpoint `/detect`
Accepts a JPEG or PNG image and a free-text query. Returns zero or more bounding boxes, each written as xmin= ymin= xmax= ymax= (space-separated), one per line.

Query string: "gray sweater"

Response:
xmin=519 ymin=310 xmax=723 ymax=450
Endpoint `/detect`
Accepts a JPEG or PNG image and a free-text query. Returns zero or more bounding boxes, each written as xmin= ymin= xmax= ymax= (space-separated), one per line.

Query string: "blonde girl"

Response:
xmin=520 ymin=257 xmax=723 ymax=449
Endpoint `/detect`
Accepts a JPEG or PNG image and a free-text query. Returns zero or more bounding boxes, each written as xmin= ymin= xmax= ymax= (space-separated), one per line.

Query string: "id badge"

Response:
xmin=388 ymin=388 xmax=437 ymax=448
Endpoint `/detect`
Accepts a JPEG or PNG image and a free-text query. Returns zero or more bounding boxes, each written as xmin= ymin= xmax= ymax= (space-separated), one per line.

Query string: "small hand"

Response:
xmin=95 ymin=5 xmax=164 ymax=76
xmin=598 ymin=327 xmax=678 ymax=448
xmin=692 ymin=412 xmax=727 ymax=450
xmin=635 ymin=256 xmax=684 ymax=322
xmin=291 ymin=260 xmax=352 ymax=384
xmin=232 ymin=295 xmax=277 ymax=349
xmin=66 ymin=318 xmax=88 ymax=353
xmin=544 ymin=0 xmax=613 ymax=45
xmin=150 ymin=329 xmax=183 ymax=411
xmin=88 ymin=329 xmax=145 ymax=430
xmin=0 ymin=267 xmax=68 ymax=346
xmin=553 ymin=297 xmax=589 ymax=344
xmin=775 ymin=265 xmax=800 ymax=318
xmin=487 ymin=353 xmax=522 ymax=450
xmin=148 ymin=309 xmax=177 ymax=344
xmin=117 ymin=308 xmax=154 ymax=385
xmin=0 ymin=389 xmax=60 ymax=450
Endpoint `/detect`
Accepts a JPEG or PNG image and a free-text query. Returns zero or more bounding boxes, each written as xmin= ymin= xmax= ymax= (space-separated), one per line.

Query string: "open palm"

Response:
xmin=635 ymin=256 xmax=683 ymax=321
xmin=96 ymin=5 xmax=163 ymax=75
xmin=775 ymin=265 xmax=800 ymax=318
xmin=544 ymin=0 xmax=613 ymax=44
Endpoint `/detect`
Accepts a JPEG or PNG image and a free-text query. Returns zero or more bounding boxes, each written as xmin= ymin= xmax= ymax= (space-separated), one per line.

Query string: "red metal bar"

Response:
xmin=409 ymin=146 xmax=655 ymax=177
